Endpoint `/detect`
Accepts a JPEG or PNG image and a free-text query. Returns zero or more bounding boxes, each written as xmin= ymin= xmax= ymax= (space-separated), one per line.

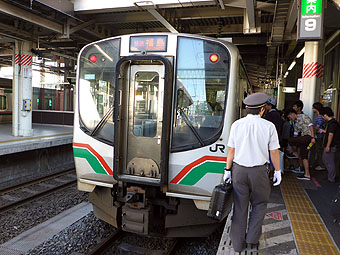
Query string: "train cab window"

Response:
xmin=172 ymin=37 xmax=230 ymax=151
xmin=133 ymin=71 xmax=159 ymax=137
xmin=0 ymin=95 xmax=6 ymax=110
xmin=239 ymin=62 xmax=251 ymax=112
xmin=78 ymin=38 xmax=120 ymax=144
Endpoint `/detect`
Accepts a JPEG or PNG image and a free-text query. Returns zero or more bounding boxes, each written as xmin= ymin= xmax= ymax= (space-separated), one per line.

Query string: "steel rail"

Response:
xmin=88 ymin=231 xmax=179 ymax=255
xmin=0 ymin=168 xmax=75 ymax=195
xmin=0 ymin=179 xmax=76 ymax=214
xmin=87 ymin=229 xmax=122 ymax=255
xmin=166 ymin=238 xmax=179 ymax=255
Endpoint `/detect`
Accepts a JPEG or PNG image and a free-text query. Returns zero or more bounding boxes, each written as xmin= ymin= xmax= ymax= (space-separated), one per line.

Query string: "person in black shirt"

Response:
xmin=264 ymin=97 xmax=283 ymax=178
xmin=264 ymin=97 xmax=283 ymax=140
xmin=320 ymin=107 xmax=340 ymax=183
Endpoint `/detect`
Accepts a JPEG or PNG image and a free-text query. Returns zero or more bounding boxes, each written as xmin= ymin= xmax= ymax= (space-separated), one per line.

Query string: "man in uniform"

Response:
xmin=223 ymin=92 xmax=282 ymax=252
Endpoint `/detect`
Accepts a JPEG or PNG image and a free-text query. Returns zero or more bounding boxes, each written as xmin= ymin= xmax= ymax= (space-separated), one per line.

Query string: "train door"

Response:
xmin=127 ymin=64 xmax=164 ymax=176
xmin=114 ymin=58 xmax=172 ymax=186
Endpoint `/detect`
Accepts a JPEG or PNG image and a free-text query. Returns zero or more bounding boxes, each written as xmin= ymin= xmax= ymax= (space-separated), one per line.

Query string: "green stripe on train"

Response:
xmin=179 ymin=161 xmax=225 ymax=186
xmin=0 ymin=112 xmax=11 ymax=115
xmin=73 ymin=147 xmax=108 ymax=175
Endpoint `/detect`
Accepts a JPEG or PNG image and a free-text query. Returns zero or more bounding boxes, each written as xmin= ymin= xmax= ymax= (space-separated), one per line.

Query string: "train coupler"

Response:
xmin=124 ymin=186 xmax=146 ymax=209
xmin=122 ymin=205 xmax=151 ymax=235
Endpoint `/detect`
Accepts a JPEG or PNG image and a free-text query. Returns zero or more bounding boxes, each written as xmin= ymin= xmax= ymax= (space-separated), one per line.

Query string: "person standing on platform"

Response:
xmin=289 ymin=100 xmax=310 ymax=174
xmin=311 ymin=102 xmax=326 ymax=171
xmin=293 ymin=100 xmax=304 ymax=115
xmin=286 ymin=108 xmax=315 ymax=180
xmin=223 ymin=92 xmax=282 ymax=253
xmin=264 ymin=97 xmax=283 ymax=141
xmin=264 ymin=97 xmax=283 ymax=177
xmin=320 ymin=107 xmax=340 ymax=183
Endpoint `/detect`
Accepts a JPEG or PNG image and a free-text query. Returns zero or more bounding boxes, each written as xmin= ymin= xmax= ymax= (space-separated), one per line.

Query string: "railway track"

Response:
xmin=87 ymin=229 xmax=122 ymax=255
xmin=87 ymin=230 xmax=179 ymax=255
xmin=0 ymin=168 xmax=75 ymax=195
xmin=0 ymin=169 xmax=77 ymax=213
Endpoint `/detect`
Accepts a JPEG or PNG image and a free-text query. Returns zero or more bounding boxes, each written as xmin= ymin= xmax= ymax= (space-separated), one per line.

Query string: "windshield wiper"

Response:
xmin=178 ymin=108 xmax=204 ymax=146
xmin=90 ymin=107 xmax=114 ymax=136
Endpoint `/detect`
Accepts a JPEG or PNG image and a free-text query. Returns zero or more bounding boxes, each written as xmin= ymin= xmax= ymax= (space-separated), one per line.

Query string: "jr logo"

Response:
xmin=209 ymin=144 xmax=225 ymax=153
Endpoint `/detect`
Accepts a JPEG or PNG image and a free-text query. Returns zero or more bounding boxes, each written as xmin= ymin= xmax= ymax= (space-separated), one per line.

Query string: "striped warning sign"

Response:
xmin=14 ymin=54 xmax=32 ymax=66
xmin=303 ymin=62 xmax=324 ymax=78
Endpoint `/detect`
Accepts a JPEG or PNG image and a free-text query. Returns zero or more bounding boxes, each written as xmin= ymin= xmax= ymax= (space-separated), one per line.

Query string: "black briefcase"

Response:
xmin=207 ymin=182 xmax=233 ymax=221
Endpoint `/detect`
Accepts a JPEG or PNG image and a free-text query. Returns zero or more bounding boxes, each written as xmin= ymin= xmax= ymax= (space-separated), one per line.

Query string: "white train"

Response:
xmin=73 ymin=33 xmax=252 ymax=237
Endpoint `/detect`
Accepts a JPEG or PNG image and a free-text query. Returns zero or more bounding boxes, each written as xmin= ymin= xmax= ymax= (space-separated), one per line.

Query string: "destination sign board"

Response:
xmin=298 ymin=0 xmax=324 ymax=40
xmin=130 ymin=35 xmax=167 ymax=52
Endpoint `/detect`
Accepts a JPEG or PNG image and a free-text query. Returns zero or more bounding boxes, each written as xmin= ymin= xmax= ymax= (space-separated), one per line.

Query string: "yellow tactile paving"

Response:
xmin=289 ymin=213 xmax=322 ymax=223
xmin=291 ymin=221 xmax=327 ymax=233
xmin=296 ymin=241 xmax=340 ymax=255
xmin=281 ymin=174 xmax=340 ymax=255
xmin=288 ymin=205 xmax=315 ymax=214
xmin=284 ymin=197 xmax=314 ymax=208
xmin=284 ymin=190 xmax=306 ymax=196
xmin=294 ymin=230 xmax=334 ymax=244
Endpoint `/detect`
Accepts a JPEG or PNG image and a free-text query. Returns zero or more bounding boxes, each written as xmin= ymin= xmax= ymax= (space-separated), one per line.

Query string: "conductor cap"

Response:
xmin=243 ymin=93 xmax=269 ymax=109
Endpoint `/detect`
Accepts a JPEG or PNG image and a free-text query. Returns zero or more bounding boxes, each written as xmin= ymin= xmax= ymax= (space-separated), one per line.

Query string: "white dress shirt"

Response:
xmin=227 ymin=114 xmax=280 ymax=167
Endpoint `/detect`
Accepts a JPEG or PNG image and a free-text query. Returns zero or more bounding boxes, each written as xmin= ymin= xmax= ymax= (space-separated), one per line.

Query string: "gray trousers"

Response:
xmin=322 ymin=147 xmax=337 ymax=182
xmin=230 ymin=163 xmax=271 ymax=252
xmin=310 ymin=138 xmax=324 ymax=167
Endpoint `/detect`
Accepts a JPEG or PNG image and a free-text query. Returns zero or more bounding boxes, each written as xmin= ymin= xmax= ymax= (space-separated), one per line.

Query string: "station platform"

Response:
xmin=217 ymin=170 xmax=340 ymax=255
xmin=0 ymin=123 xmax=73 ymax=155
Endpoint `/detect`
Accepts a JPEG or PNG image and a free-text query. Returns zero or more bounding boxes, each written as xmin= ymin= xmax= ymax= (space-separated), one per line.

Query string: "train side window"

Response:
xmin=0 ymin=95 xmax=6 ymax=110
xmin=172 ymin=37 xmax=230 ymax=151
xmin=239 ymin=62 xmax=247 ymax=109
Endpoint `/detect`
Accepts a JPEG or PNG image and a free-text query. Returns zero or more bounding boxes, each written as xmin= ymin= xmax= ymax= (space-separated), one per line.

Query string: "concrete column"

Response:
xmin=300 ymin=41 xmax=324 ymax=119
xmin=63 ymin=58 xmax=70 ymax=111
xmin=332 ymin=47 xmax=340 ymax=116
xmin=277 ymin=63 xmax=285 ymax=110
xmin=277 ymin=83 xmax=285 ymax=110
xmin=12 ymin=40 xmax=33 ymax=136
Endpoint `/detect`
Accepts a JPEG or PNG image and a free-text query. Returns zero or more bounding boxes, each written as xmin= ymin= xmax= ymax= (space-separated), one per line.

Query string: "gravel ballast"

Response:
xmin=25 ymin=212 xmax=116 ymax=255
xmin=0 ymin=185 xmax=87 ymax=244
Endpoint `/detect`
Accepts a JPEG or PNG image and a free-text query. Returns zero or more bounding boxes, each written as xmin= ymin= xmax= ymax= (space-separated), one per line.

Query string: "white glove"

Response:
xmin=273 ymin=171 xmax=282 ymax=186
xmin=223 ymin=170 xmax=232 ymax=184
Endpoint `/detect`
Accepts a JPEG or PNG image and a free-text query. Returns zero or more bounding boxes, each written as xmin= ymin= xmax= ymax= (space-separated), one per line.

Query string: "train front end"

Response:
xmin=74 ymin=33 xmax=243 ymax=237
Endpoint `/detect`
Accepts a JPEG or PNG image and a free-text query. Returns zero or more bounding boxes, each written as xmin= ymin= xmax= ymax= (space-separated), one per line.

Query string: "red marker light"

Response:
xmin=209 ymin=54 xmax=219 ymax=63
xmin=89 ymin=55 xmax=97 ymax=63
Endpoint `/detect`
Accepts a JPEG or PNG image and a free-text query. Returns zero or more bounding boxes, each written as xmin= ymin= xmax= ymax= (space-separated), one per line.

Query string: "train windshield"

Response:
xmin=172 ymin=37 xmax=230 ymax=150
xmin=78 ymin=39 xmax=120 ymax=143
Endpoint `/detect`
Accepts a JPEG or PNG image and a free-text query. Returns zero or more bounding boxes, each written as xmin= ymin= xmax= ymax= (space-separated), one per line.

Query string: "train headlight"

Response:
xmin=89 ymin=55 xmax=97 ymax=63
xmin=209 ymin=54 xmax=219 ymax=63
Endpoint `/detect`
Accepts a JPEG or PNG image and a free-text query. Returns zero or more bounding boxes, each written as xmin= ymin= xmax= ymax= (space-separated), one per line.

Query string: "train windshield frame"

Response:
xmin=172 ymin=36 xmax=230 ymax=152
xmin=78 ymin=38 xmax=121 ymax=144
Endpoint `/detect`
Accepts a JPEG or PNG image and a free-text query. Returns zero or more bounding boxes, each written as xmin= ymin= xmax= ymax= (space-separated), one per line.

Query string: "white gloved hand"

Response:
xmin=223 ymin=170 xmax=232 ymax=184
xmin=273 ymin=171 xmax=282 ymax=186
